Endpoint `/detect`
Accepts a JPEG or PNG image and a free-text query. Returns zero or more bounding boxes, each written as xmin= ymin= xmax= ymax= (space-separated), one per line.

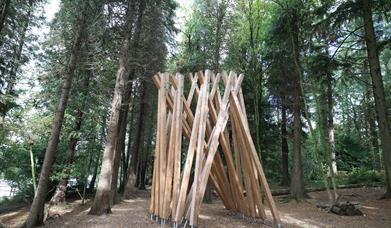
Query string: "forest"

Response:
xmin=0 ymin=0 xmax=391 ymax=227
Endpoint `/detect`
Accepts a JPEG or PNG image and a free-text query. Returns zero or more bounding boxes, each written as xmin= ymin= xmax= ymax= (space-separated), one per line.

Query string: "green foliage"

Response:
xmin=334 ymin=131 xmax=372 ymax=170
xmin=0 ymin=0 xmax=45 ymax=116
xmin=346 ymin=168 xmax=384 ymax=185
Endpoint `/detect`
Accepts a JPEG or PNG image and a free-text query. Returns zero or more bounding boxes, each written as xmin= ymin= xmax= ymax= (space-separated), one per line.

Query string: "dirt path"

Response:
xmin=1 ymin=187 xmax=390 ymax=227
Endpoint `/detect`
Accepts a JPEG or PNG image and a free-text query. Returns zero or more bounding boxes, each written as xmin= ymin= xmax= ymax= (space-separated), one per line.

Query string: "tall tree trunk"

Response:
xmin=326 ymin=73 xmax=337 ymax=174
xmin=213 ymin=1 xmax=226 ymax=72
xmin=49 ymin=109 xmax=83 ymax=204
xmin=49 ymin=63 xmax=92 ymax=204
xmin=110 ymin=82 xmax=133 ymax=205
xmin=290 ymin=96 xmax=305 ymax=200
xmin=316 ymin=92 xmax=338 ymax=203
xmin=124 ymin=82 xmax=148 ymax=198
xmin=364 ymin=60 xmax=381 ymax=170
xmin=120 ymin=101 xmax=135 ymax=192
xmin=24 ymin=3 xmax=87 ymax=227
xmin=89 ymin=0 xmax=144 ymax=215
xmin=89 ymin=155 xmax=100 ymax=190
xmin=213 ymin=17 xmax=222 ymax=72
xmin=139 ymin=155 xmax=148 ymax=190
xmin=246 ymin=1 xmax=262 ymax=161
xmin=361 ymin=0 xmax=391 ymax=198
xmin=367 ymin=92 xmax=381 ymax=170
xmin=139 ymin=96 xmax=155 ymax=190
xmin=351 ymin=102 xmax=362 ymax=140
xmin=82 ymin=145 xmax=94 ymax=205
xmin=280 ymin=99 xmax=289 ymax=186
xmin=89 ymin=116 xmax=107 ymax=191
xmin=253 ymin=79 xmax=262 ymax=161
xmin=0 ymin=0 xmax=10 ymax=36
xmin=288 ymin=10 xmax=306 ymax=201
xmin=110 ymin=0 xmax=145 ymax=200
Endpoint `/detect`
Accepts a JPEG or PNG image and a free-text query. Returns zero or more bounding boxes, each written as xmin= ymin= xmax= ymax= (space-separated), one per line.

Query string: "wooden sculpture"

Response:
xmin=149 ymin=70 xmax=281 ymax=227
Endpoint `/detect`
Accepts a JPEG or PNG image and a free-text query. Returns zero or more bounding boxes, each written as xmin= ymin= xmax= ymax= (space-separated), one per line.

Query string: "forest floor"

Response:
xmin=0 ymin=186 xmax=390 ymax=228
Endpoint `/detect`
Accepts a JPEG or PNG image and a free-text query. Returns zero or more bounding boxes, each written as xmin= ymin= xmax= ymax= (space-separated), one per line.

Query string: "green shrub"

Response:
xmin=347 ymin=168 xmax=384 ymax=185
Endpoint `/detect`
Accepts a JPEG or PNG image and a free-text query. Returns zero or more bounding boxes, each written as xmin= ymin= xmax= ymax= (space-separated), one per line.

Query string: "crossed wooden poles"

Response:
xmin=149 ymin=70 xmax=281 ymax=227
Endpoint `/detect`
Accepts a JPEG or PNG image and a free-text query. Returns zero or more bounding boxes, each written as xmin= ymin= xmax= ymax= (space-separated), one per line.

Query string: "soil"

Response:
xmin=1 ymin=186 xmax=390 ymax=228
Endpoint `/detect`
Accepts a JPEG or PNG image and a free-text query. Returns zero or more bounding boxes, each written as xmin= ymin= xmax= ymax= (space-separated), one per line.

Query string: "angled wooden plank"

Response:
xmin=232 ymin=108 xmax=265 ymax=218
xmin=173 ymin=84 xmax=203 ymax=224
xmin=171 ymin=74 xmax=184 ymax=216
xmin=194 ymin=72 xmax=239 ymax=212
xmin=210 ymin=73 xmax=221 ymax=99
xmin=199 ymin=72 xmax=244 ymax=200
xmin=229 ymin=87 xmax=265 ymax=218
xmin=170 ymin=74 xmax=232 ymax=203
xmin=229 ymin=75 xmax=245 ymax=213
xmin=158 ymin=73 xmax=168 ymax=217
xmin=168 ymin=73 xmax=236 ymax=217
xmin=155 ymin=74 xmax=164 ymax=217
xmin=150 ymin=75 xmax=161 ymax=216
xmin=201 ymin=72 xmax=246 ymax=212
xmin=231 ymin=114 xmax=249 ymax=215
xmin=189 ymin=71 xmax=210 ymax=227
xmin=229 ymin=92 xmax=281 ymax=225
xmin=153 ymin=75 xmax=193 ymax=140
xmin=186 ymin=74 xmax=198 ymax=106
xmin=162 ymin=85 xmax=177 ymax=219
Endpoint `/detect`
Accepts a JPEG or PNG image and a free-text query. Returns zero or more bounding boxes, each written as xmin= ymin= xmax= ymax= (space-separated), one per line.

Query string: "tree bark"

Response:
xmin=110 ymin=0 xmax=145 ymax=201
xmin=120 ymin=101 xmax=135 ymax=192
xmin=326 ymin=73 xmax=337 ymax=174
xmin=89 ymin=117 xmax=107 ymax=191
xmin=289 ymin=9 xmax=306 ymax=201
xmin=212 ymin=1 xmax=227 ymax=72
xmin=89 ymin=155 xmax=100 ymax=190
xmin=351 ymin=102 xmax=362 ymax=140
xmin=0 ymin=0 xmax=10 ymax=36
xmin=24 ymin=3 xmax=87 ymax=227
xmin=124 ymin=82 xmax=148 ymax=198
xmin=89 ymin=1 xmax=140 ymax=215
xmin=49 ymin=63 xmax=92 ymax=204
xmin=110 ymin=81 xmax=133 ymax=205
xmin=49 ymin=109 xmax=83 ymax=204
xmin=364 ymin=60 xmax=381 ymax=170
xmin=139 ymin=96 xmax=155 ymax=190
xmin=367 ymin=94 xmax=381 ymax=170
xmin=280 ymin=99 xmax=289 ymax=186
xmin=290 ymin=95 xmax=305 ymax=200
xmin=361 ymin=0 xmax=391 ymax=198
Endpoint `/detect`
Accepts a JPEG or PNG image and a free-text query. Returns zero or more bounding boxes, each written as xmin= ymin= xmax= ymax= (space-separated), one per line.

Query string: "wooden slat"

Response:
xmin=150 ymin=75 xmax=161 ymax=215
xmin=193 ymin=72 xmax=242 ymax=213
xmin=187 ymin=74 xmax=198 ymax=105
xmin=171 ymin=74 xmax=184 ymax=216
xmin=158 ymin=73 xmax=168 ymax=217
xmin=173 ymin=82 xmax=203 ymax=223
xmin=171 ymin=73 xmax=234 ymax=208
xmin=162 ymin=84 xmax=177 ymax=219
xmin=231 ymin=108 xmax=265 ymax=218
xmin=189 ymin=71 xmax=210 ymax=227
xmin=231 ymin=113 xmax=249 ymax=215
xmin=197 ymin=72 xmax=245 ymax=210
xmin=229 ymin=92 xmax=281 ymax=225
